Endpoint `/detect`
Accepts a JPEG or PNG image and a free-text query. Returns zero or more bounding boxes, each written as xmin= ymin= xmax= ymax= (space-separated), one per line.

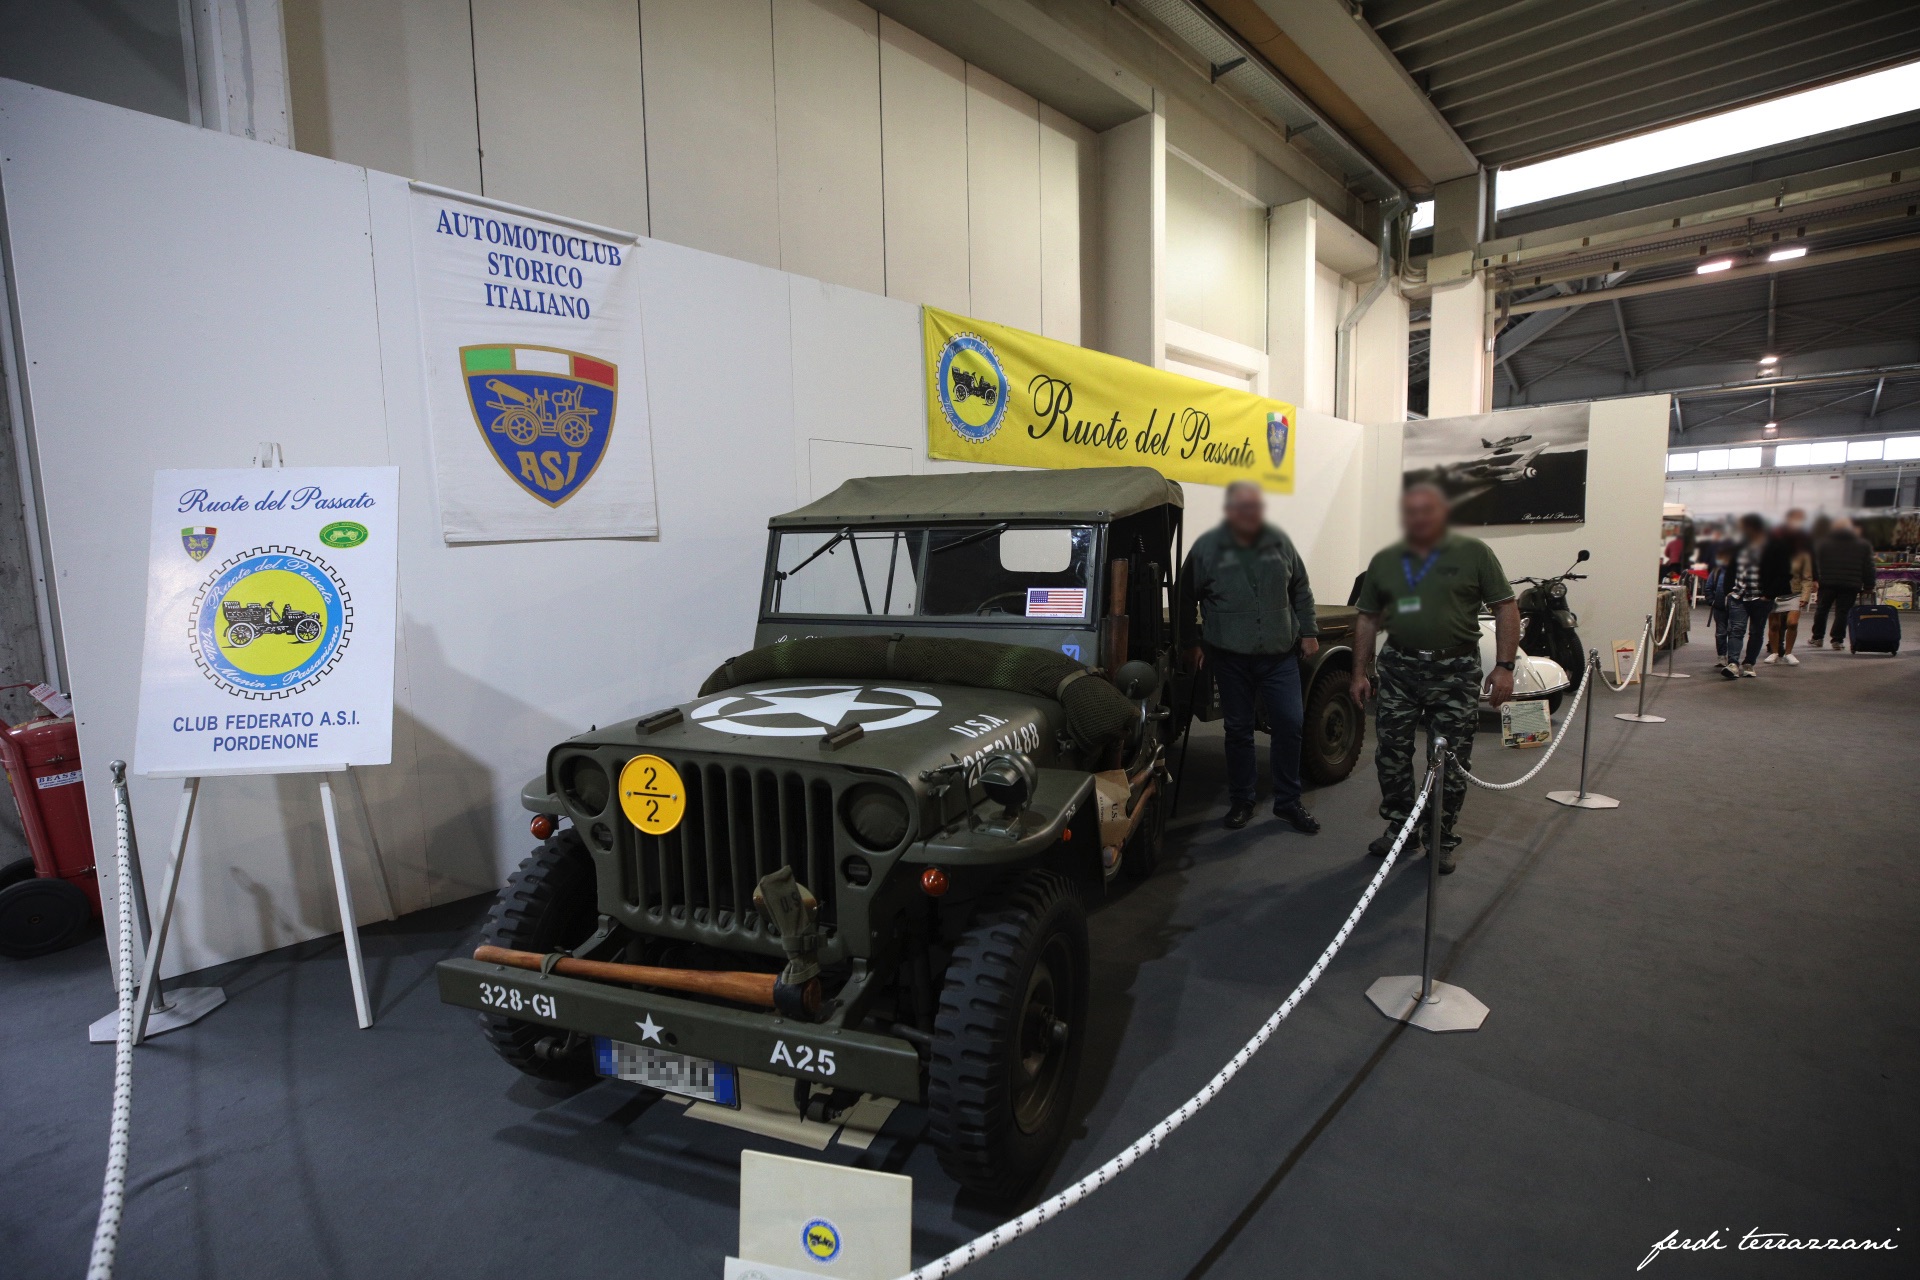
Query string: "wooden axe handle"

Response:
xmin=473 ymin=945 xmax=777 ymax=1008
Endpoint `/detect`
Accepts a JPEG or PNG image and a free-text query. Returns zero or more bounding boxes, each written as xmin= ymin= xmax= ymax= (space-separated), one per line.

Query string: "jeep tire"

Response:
xmin=477 ymin=830 xmax=599 ymax=1081
xmin=928 ymin=870 xmax=1089 ymax=1204
xmin=1301 ymin=663 xmax=1364 ymax=786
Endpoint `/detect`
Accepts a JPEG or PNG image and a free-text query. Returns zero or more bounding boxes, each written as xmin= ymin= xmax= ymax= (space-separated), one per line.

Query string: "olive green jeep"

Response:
xmin=435 ymin=467 xmax=1362 ymax=1201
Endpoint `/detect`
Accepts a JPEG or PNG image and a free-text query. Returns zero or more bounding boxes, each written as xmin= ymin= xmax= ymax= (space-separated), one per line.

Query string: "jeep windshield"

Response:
xmin=766 ymin=524 xmax=1095 ymax=620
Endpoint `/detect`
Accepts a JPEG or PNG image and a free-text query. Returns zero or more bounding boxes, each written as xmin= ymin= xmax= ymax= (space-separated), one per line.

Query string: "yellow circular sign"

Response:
xmin=619 ymin=754 xmax=685 ymax=835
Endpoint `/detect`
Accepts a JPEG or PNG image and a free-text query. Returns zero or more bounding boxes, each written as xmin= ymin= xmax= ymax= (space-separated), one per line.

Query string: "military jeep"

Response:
xmin=436 ymin=467 xmax=1362 ymax=1202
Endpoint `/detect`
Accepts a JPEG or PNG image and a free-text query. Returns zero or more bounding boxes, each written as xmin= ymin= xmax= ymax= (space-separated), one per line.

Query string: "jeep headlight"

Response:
xmin=978 ymin=751 xmax=1037 ymax=814
xmin=841 ymin=783 xmax=910 ymax=852
xmin=557 ymin=755 xmax=611 ymax=816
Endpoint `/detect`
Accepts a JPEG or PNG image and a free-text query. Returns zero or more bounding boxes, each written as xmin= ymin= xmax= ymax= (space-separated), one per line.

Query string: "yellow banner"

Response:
xmin=923 ymin=307 xmax=1295 ymax=493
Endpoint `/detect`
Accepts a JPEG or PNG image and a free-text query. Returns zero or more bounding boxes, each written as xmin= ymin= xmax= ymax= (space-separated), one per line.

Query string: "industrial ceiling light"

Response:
xmin=1768 ymin=246 xmax=1808 ymax=262
xmin=1763 ymin=422 xmax=1779 ymax=436
xmin=1697 ymin=258 xmax=1734 ymax=274
xmin=1759 ymin=354 xmax=1779 ymax=365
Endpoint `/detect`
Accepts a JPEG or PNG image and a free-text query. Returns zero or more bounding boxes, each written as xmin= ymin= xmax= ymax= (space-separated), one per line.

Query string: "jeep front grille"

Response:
xmin=621 ymin=760 xmax=838 ymax=951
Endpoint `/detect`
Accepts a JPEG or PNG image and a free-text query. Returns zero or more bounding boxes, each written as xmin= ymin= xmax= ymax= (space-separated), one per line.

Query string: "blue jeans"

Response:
xmin=1726 ymin=596 xmax=1773 ymax=666
xmin=1711 ymin=605 xmax=1733 ymax=660
xmin=1210 ymin=648 xmax=1304 ymax=808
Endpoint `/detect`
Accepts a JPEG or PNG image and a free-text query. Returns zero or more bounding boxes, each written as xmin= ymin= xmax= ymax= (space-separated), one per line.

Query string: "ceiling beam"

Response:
xmin=1491 ymin=233 xmax=1920 ymax=318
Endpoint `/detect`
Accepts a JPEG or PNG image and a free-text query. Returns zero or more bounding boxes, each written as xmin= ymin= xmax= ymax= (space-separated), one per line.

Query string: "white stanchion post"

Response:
xmin=1548 ymin=652 xmax=1620 ymax=809
xmin=1365 ymin=739 xmax=1488 ymax=1033
xmin=1615 ymin=614 xmax=1667 ymax=724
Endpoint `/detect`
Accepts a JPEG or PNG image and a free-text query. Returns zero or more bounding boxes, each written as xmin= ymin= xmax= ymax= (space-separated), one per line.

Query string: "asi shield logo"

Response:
xmin=181 ymin=527 xmax=217 ymax=561
xmin=461 ymin=344 xmax=617 ymax=507
xmin=1266 ymin=411 xmax=1291 ymax=469
xmin=935 ymin=331 xmax=1009 ymax=442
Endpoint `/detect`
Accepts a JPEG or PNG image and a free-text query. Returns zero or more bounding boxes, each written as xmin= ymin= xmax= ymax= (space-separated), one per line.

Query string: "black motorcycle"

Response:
xmin=1511 ymin=549 xmax=1590 ymax=691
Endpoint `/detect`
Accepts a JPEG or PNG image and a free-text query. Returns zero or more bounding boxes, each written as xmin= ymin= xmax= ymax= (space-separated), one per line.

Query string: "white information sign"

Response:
xmin=410 ymin=188 xmax=657 ymax=543
xmin=132 ymin=467 xmax=399 ymax=777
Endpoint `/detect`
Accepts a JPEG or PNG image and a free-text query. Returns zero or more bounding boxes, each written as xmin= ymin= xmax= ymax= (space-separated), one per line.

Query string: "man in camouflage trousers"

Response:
xmin=1349 ymin=485 xmax=1519 ymax=873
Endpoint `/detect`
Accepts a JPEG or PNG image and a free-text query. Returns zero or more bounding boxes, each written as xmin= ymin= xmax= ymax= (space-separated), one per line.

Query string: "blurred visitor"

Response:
xmin=1811 ymin=517 xmax=1878 ymax=650
xmin=1722 ymin=513 xmax=1788 ymax=679
xmin=1705 ymin=543 xmax=1738 ymax=670
xmin=1764 ymin=509 xmax=1813 ymax=666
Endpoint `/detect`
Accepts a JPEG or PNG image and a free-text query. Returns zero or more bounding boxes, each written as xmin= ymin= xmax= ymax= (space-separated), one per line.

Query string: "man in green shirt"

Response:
xmin=1179 ymin=481 xmax=1320 ymax=833
xmin=1349 ymin=484 xmax=1518 ymax=872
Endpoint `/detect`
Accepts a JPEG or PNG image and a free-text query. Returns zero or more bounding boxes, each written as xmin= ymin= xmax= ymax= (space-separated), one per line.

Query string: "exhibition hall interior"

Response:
xmin=5 ymin=2 xmax=1919 ymax=1277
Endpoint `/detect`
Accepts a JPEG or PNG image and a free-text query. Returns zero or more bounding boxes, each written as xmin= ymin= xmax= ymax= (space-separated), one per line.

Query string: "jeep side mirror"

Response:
xmin=1114 ymin=659 xmax=1160 ymax=702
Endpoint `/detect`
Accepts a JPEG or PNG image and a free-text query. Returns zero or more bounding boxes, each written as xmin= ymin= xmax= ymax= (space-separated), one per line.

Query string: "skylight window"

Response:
xmin=1496 ymin=60 xmax=1920 ymax=210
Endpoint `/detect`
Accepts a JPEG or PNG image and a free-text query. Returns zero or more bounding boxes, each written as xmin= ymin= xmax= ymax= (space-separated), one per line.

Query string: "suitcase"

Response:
xmin=1848 ymin=603 xmax=1901 ymax=654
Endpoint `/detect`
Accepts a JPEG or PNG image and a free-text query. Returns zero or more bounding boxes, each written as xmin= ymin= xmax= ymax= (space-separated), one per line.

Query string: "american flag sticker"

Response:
xmin=1026 ymin=587 xmax=1088 ymax=617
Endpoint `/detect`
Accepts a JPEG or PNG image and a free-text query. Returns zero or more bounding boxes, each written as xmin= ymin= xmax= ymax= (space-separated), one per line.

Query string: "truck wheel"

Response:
xmin=478 ymin=830 xmax=599 ymax=1081
xmin=0 ymin=875 xmax=93 ymax=958
xmin=1301 ymin=664 xmax=1364 ymax=786
xmin=0 ymin=857 xmax=35 ymax=892
xmin=928 ymin=870 xmax=1088 ymax=1204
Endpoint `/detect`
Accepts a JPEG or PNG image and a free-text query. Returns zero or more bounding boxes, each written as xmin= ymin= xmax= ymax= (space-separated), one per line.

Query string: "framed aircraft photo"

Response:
xmin=1402 ymin=404 xmax=1589 ymax=525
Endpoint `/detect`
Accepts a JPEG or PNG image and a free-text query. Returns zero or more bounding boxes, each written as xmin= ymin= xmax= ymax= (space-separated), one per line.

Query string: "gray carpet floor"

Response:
xmin=4 ymin=627 xmax=1915 ymax=1279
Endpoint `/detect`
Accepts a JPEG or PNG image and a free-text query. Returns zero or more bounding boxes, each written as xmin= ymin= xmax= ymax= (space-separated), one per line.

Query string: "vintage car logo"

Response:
xmin=801 ymin=1218 xmax=842 ymax=1263
xmin=319 ymin=521 xmax=369 ymax=549
xmin=935 ymin=331 xmax=1009 ymax=443
xmin=690 ymin=685 xmax=940 ymax=737
xmin=189 ymin=547 xmax=352 ymax=699
xmin=461 ymin=343 xmax=617 ymax=508
xmin=1267 ymin=410 xmax=1291 ymax=468
xmin=181 ymin=526 xmax=217 ymax=561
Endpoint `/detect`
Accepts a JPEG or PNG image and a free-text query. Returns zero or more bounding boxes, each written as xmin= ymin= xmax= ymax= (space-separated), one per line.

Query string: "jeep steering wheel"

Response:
xmin=974 ymin=590 xmax=1030 ymax=616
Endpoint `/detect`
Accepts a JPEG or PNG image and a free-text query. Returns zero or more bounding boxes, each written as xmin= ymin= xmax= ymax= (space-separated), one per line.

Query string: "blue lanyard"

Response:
xmin=1402 ymin=549 xmax=1441 ymax=591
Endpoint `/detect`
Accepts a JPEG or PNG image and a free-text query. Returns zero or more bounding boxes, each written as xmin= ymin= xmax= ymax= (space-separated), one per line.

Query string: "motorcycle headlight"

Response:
xmin=1550 ymin=581 xmax=1567 ymax=598
xmin=841 ymin=783 xmax=910 ymax=852
xmin=557 ymin=755 xmax=611 ymax=816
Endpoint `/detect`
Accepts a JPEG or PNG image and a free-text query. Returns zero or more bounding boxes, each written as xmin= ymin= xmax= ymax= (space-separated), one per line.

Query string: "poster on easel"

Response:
xmin=132 ymin=467 xmax=399 ymax=777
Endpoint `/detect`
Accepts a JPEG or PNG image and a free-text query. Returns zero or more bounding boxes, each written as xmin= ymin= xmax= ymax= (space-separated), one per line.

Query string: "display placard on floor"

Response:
xmin=132 ymin=467 xmax=399 ymax=778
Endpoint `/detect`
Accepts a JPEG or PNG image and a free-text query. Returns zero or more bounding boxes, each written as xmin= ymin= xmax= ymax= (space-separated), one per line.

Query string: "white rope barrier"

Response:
xmin=900 ymin=770 xmax=1439 ymax=1280
xmin=1455 ymin=657 xmax=1593 ymax=792
xmin=1596 ymin=624 xmax=1651 ymax=693
xmin=86 ymin=770 xmax=137 ymax=1280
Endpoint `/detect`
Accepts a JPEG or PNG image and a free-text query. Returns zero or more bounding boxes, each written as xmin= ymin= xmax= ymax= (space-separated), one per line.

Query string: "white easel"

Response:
xmin=132 ymin=763 xmax=395 ymax=1037
xmin=128 ymin=442 xmax=397 ymax=1038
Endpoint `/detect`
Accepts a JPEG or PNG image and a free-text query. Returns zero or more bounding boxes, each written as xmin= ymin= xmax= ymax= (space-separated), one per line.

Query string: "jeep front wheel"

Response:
xmin=928 ymin=871 xmax=1088 ymax=1204
xmin=477 ymin=830 xmax=599 ymax=1081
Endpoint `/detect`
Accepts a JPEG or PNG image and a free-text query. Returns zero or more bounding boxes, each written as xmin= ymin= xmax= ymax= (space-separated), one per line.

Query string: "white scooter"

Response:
xmin=1479 ymin=616 xmax=1571 ymax=709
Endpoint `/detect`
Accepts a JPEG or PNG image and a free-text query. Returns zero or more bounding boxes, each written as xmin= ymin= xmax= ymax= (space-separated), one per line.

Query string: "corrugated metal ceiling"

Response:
xmin=1362 ymin=0 xmax=1920 ymax=168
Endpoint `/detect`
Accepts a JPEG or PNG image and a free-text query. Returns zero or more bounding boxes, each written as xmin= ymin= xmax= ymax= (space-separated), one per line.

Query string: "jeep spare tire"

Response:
xmin=477 ymin=830 xmax=599 ymax=1081
xmin=928 ymin=870 xmax=1088 ymax=1204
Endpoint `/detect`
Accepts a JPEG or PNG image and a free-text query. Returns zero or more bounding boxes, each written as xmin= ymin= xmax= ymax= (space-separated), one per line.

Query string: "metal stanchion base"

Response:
xmin=1546 ymin=789 xmax=1620 ymax=809
xmin=1614 ymin=712 xmax=1667 ymax=723
xmin=1366 ymin=976 xmax=1488 ymax=1033
xmin=90 ymin=986 xmax=226 ymax=1043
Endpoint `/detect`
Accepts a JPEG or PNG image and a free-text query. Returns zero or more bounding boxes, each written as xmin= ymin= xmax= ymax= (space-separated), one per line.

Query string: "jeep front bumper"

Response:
xmin=436 ymin=957 xmax=924 ymax=1102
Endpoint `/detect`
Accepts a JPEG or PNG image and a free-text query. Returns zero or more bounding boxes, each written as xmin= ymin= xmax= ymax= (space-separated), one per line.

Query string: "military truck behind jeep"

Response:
xmin=435 ymin=467 xmax=1364 ymax=1202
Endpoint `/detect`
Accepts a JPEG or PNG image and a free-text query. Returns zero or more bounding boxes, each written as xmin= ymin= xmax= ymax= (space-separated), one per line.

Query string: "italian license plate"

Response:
xmin=594 ymin=1037 xmax=738 ymax=1106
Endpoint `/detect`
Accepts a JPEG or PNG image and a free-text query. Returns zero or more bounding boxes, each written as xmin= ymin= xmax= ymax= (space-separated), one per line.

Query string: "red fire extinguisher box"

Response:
xmin=0 ymin=715 xmax=102 ymax=916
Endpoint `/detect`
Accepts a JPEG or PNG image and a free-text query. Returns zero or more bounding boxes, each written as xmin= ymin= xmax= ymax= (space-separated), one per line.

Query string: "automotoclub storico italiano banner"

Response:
xmin=923 ymin=307 xmax=1297 ymax=493
xmin=410 ymin=189 xmax=657 ymax=542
